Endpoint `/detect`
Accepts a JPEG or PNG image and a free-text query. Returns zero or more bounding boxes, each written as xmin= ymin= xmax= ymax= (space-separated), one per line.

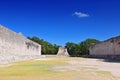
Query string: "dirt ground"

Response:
xmin=54 ymin=58 xmax=120 ymax=77
xmin=36 ymin=56 xmax=120 ymax=80
xmin=0 ymin=56 xmax=120 ymax=80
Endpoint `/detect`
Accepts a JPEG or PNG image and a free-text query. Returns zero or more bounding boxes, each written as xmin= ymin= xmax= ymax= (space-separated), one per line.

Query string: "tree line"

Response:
xmin=28 ymin=36 xmax=100 ymax=56
xmin=27 ymin=36 xmax=60 ymax=55
xmin=65 ymin=39 xmax=100 ymax=56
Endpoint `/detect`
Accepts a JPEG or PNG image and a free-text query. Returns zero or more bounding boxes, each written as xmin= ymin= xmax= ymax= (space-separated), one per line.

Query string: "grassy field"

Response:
xmin=0 ymin=56 xmax=119 ymax=80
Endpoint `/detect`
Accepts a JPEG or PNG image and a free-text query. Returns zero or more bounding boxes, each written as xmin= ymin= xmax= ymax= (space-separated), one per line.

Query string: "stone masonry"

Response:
xmin=0 ymin=25 xmax=41 ymax=64
xmin=90 ymin=36 xmax=120 ymax=55
xmin=57 ymin=47 xmax=69 ymax=56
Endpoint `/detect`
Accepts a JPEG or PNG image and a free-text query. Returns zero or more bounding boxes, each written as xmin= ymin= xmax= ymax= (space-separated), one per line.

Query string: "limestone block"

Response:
xmin=57 ymin=47 xmax=69 ymax=56
xmin=0 ymin=25 xmax=41 ymax=64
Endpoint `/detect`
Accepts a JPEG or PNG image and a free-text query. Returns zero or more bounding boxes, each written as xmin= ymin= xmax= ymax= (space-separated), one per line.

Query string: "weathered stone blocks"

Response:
xmin=0 ymin=25 xmax=41 ymax=64
xmin=90 ymin=36 xmax=120 ymax=55
xmin=57 ymin=47 xmax=69 ymax=56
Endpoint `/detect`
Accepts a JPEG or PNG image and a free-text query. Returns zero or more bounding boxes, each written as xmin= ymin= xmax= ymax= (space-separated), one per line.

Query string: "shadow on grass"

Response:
xmin=102 ymin=59 xmax=120 ymax=63
xmin=70 ymin=55 xmax=120 ymax=63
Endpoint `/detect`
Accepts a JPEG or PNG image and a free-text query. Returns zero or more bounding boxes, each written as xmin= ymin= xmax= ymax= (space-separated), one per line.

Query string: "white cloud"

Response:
xmin=73 ymin=12 xmax=89 ymax=18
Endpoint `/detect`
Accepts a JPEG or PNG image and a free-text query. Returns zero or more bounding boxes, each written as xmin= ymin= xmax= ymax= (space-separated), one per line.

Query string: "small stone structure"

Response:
xmin=57 ymin=47 xmax=69 ymax=56
xmin=0 ymin=25 xmax=41 ymax=64
xmin=89 ymin=36 xmax=120 ymax=59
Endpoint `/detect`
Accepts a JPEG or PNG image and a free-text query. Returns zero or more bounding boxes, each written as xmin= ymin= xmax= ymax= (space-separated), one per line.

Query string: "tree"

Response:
xmin=65 ymin=42 xmax=80 ymax=56
xmin=79 ymin=38 xmax=100 ymax=55
xmin=27 ymin=36 xmax=59 ymax=55
xmin=28 ymin=36 xmax=100 ymax=56
xmin=65 ymin=39 xmax=100 ymax=56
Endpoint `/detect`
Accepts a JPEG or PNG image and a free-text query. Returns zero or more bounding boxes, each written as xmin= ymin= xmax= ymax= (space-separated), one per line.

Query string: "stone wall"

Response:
xmin=90 ymin=36 xmax=120 ymax=55
xmin=57 ymin=47 xmax=69 ymax=56
xmin=0 ymin=25 xmax=41 ymax=64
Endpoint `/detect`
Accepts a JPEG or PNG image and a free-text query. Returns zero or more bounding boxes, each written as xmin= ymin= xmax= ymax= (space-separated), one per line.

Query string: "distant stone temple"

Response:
xmin=57 ymin=47 xmax=69 ymax=56
xmin=0 ymin=25 xmax=41 ymax=64
xmin=90 ymin=36 xmax=120 ymax=55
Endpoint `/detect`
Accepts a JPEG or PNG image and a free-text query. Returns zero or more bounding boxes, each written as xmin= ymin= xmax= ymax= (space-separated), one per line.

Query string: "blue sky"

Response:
xmin=0 ymin=0 xmax=120 ymax=46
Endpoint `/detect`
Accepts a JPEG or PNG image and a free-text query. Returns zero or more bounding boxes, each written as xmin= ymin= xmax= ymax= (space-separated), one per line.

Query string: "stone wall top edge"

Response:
xmin=103 ymin=35 xmax=120 ymax=42
xmin=0 ymin=25 xmax=41 ymax=46
xmin=0 ymin=25 xmax=25 ymax=38
xmin=0 ymin=25 xmax=17 ymax=34
xmin=93 ymin=35 xmax=120 ymax=47
xmin=26 ymin=38 xmax=41 ymax=46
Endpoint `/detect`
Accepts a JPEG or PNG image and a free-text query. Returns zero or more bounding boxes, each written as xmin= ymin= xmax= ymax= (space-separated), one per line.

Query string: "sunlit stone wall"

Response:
xmin=90 ymin=36 xmax=120 ymax=55
xmin=0 ymin=25 xmax=41 ymax=64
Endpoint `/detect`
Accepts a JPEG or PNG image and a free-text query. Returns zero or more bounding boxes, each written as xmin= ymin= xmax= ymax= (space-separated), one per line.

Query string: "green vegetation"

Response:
xmin=0 ymin=60 xmax=66 ymax=76
xmin=65 ymin=39 xmax=100 ymax=56
xmin=0 ymin=56 xmax=84 ymax=77
xmin=0 ymin=56 xmax=117 ymax=80
xmin=28 ymin=36 xmax=60 ymax=55
xmin=28 ymin=36 xmax=100 ymax=56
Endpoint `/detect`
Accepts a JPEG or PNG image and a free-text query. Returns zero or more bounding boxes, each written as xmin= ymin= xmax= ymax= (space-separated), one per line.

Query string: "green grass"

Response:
xmin=0 ymin=60 xmax=67 ymax=76
xmin=0 ymin=56 xmax=118 ymax=80
xmin=96 ymin=71 xmax=112 ymax=75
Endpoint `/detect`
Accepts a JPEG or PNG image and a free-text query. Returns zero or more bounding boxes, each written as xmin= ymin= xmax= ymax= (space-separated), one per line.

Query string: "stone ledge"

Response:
xmin=0 ymin=55 xmax=42 ymax=64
